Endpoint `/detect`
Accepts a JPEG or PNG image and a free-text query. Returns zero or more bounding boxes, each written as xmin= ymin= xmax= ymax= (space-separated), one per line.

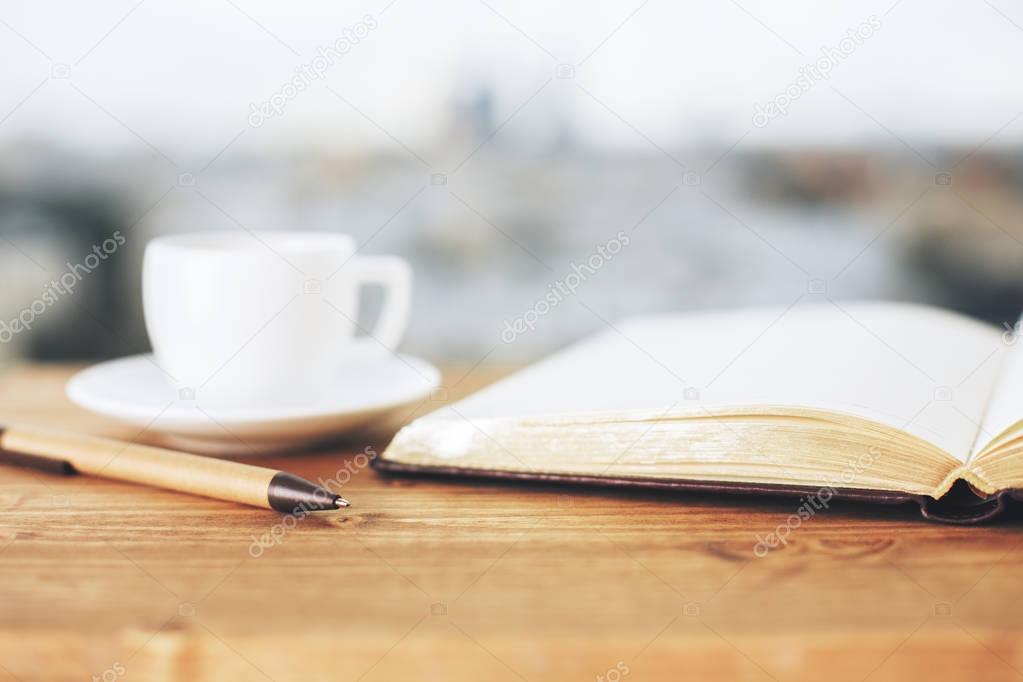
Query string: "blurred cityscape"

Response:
xmin=2 ymin=0 xmax=1022 ymax=365
xmin=3 ymin=139 xmax=1022 ymax=365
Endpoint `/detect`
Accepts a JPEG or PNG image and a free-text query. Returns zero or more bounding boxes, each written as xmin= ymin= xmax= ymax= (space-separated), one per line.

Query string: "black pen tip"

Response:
xmin=268 ymin=472 xmax=350 ymax=512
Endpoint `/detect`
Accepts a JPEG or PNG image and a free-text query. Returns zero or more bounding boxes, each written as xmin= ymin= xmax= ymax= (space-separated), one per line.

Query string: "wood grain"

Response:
xmin=0 ymin=363 xmax=1022 ymax=682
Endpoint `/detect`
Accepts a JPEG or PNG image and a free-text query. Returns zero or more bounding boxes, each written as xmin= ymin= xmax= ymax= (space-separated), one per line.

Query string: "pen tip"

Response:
xmin=334 ymin=496 xmax=350 ymax=509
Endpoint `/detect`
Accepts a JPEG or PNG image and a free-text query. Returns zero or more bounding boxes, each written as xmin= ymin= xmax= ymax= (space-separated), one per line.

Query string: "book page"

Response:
xmin=970 ymin=317 xmax=1023 ymax=458
xmin=442 ymin=301 xmax=1004 ymax=460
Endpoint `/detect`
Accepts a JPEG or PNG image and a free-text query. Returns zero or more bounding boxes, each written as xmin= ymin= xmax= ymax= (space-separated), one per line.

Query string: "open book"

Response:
xmin=378 ymin=302 xmax=1023 ymax=523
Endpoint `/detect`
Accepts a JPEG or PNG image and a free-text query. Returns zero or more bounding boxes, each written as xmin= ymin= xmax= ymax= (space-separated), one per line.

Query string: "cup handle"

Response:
xmin=349 ymin=255 xmax=412 ymax=353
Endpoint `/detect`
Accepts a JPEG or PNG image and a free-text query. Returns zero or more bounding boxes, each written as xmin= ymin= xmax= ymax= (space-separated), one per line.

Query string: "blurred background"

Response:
xmin=1 ymin=0 xmax=1022 ymax=367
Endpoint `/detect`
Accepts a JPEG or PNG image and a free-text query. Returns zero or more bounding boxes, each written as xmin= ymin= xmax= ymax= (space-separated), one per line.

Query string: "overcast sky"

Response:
xmin=2 ymin=0 xmax=1022 ymax=165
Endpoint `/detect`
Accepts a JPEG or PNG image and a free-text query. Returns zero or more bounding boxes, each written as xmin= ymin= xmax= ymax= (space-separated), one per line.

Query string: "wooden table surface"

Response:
xmin=1 ymin=363 xmax=1022 ymax=682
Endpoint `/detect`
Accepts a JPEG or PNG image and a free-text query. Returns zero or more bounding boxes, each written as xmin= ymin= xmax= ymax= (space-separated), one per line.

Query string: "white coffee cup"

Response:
xmin=143 ymin=231 xmax=411 ymax=407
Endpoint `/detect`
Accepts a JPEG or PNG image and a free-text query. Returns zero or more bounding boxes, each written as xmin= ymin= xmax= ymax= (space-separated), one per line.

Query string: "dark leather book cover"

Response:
xmin=373 ymin=458 xmax=1021 ymax=524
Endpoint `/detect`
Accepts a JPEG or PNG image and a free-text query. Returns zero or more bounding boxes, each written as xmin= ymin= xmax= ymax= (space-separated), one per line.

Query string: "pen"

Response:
xmin=0 ymin=425 xmax=349 ymax=512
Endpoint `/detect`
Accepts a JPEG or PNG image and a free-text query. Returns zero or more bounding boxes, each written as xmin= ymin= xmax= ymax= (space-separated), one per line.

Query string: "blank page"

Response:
xmin=441 ymin=302 xmax=1003 ymax=460
xmin=971 ymin=318 xmax=1023 ymax=457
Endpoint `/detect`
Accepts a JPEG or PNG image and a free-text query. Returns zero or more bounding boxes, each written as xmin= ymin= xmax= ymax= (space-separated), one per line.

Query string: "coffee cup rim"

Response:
xmin=147 ymin=230 xmax=356 ymax=255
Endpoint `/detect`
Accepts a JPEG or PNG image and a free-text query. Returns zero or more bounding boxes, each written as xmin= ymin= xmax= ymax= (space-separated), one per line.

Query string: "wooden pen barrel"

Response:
xmin=0 ymin=427 xmax=276 ymax=509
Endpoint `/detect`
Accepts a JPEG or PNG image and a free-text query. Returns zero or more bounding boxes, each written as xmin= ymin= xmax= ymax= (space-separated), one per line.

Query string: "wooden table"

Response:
xmin=1 ymin=364 xmax=1021 ymax=682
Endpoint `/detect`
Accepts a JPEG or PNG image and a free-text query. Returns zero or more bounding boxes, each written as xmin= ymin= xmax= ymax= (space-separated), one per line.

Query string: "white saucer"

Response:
xmin=66 ymin=353 xmax=441 ymax=456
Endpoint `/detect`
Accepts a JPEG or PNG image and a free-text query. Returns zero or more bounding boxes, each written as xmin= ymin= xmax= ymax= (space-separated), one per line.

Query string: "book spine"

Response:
xmin=918 ymin=489 xmax=1015 ymax=524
